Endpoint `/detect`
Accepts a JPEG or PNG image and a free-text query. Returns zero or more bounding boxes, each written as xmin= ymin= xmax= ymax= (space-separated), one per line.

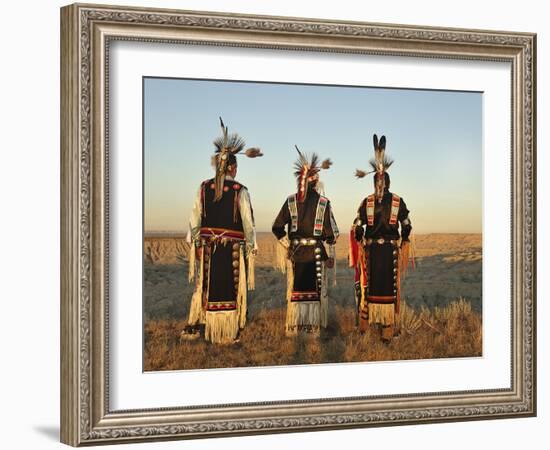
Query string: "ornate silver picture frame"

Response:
xmin=60 ymin=3 xmax=536 ymax=446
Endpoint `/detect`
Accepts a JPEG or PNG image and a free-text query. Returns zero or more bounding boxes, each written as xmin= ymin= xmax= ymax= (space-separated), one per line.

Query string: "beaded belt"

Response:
xmin=365 ymin=237 xmax=398 ymax=245
xmin=291 ymin=238 xmax=319 ymax=247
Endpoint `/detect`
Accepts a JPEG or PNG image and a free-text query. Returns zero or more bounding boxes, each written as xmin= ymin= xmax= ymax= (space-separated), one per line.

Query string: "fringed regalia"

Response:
xmin=351 ymin=134 xmax=413 ymax=341
xmin=185 ymin=118 xmax=262 ymax=344
xmin=273 ymin=147 xmax=339 ymax=336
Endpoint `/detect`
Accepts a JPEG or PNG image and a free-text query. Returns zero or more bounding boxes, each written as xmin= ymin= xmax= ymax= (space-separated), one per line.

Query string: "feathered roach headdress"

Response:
xmin=355 ymin=134 xmax=393 ymax=202
xmin=212 ymin=117 xmax=263 ymax=201
xmin=293 ymin=145 xmax=332 ymax=202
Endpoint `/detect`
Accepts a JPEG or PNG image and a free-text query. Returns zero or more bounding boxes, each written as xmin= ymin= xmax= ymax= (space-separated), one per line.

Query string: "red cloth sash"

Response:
xmin=199 ymin=227 xmax=245 ymax=241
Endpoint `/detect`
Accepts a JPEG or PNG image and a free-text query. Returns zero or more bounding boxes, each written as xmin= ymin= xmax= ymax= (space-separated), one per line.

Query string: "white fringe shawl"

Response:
xmin=285 ymin=258 xmax=294 ymax=304
xmin=188 ymin=242 xmax=196 ymax=282
xmin=205 ymin=310 xmax=239 ymax=344
xmin=368 ymin=303 xmax=395 ymax=326
xmin=204 ymin=244 xmax=248 ymax=344
xmin=284 ymin=262 xmax=328 ymax=334
xmin=320 ymin=265 xmax=329 ymax=328
xmin=328 ymin=244 xmax=337 ymax=287
xmin=187 ymin=244 xmax=205 ymax=325
xmin=285 ymin=301 xmax=321 ymax=335
xmin=275 ymin=236 xmax=329 ymax=333
xmin=247 ymin=250 xmax=255 ymax=291
xmin=275 ymin=236 xmax=289 ymax=273
xmin=237 ymin=245 xmax=248 ymax=329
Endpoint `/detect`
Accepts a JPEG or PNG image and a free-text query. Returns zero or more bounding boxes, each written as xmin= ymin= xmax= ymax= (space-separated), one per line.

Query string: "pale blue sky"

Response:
xmin=144 ymin=77 xmax=482 ymax=233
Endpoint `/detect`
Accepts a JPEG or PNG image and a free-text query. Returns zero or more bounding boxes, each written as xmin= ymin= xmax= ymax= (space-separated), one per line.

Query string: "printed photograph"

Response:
xmin=143 ymin=77 xmax=482 ymax=371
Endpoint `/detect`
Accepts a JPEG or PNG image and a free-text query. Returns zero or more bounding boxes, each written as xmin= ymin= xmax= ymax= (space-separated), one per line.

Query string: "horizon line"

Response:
xmin=143 ymin=230 xmax=483 ymax=235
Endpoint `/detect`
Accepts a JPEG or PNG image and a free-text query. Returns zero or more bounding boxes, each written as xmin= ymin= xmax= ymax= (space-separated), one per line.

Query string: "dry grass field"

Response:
xmin=145 ymin=300 xmax=481 ymax=371
xmin=143 ymin=232 xmax=482 ymax=371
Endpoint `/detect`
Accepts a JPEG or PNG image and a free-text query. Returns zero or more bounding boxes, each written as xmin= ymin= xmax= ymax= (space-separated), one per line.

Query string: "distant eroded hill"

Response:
xmin=144 ymin=232 xmax=481 ymax=267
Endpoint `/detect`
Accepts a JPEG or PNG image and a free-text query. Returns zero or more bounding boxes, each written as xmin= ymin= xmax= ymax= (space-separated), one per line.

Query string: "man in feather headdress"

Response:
xmin=272 ymin=147 xmax=339 ymax=336
xmin=182 ymin=118 xmax=263 ymax=344
xmin=350 ymin=134 xmax=413 ymax=343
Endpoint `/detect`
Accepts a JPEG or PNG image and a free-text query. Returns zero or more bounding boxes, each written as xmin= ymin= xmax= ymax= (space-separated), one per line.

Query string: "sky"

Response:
xmin=144 ymin=77 xmax=482 ymax=234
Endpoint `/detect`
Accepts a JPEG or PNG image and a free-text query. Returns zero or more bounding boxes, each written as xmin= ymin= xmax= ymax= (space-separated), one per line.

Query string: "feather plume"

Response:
xmin=369 ymin=133 xmax=393 ymax=172
xmin=321 ymin=158 xmax=333 ymax=170
xmin=356 ymin=133 xmax=394 ymax=181
xmin=369 ymin=155 xmax=394 ymax=172
xmin=293 ymin=145 xmax=331 ymax=203
xmin=244 ymin=147 xmax=263 ymax=158
xmin=295 ymin=145 xmax=305 ymax=159
xmin=210 ymin=117 xmax=262 ymax=201
xmin=213 ymin=133 xmax=245 ymax=154
xmin=379 ymin=135 xmax=386 ymax=150
xmin=375 ymin=147 xmax=384 ymax=170
xmin=310 ymin=153 xmax=319 ymax=171
xmin=213 ymin=116 xmax=245 ymax=154
xmin=293 ymin=145 xmax=310 ymax=177
xmin=293 ymin=147 xmax=332 ymax=177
